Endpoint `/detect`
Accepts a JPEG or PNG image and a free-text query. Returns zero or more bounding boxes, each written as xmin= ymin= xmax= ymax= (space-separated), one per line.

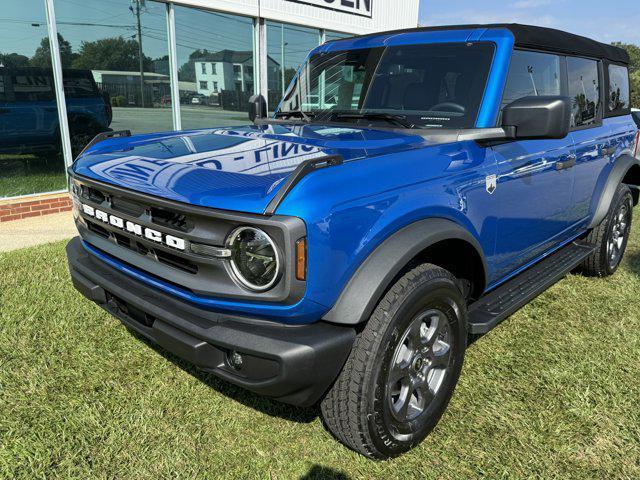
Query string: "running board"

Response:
xmin=467 ymin=241 xmax=596 ymax=334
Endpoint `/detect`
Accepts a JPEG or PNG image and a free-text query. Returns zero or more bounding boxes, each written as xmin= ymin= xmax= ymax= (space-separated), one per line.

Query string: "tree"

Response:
xmin=630 ymin=71 xmax=640 ymax=108
xmin=30 ymin=34 xmax=75 ymax=68
xmin=72 ymin=37 xmax=153 ymax=72
xmin=0 ymin=52 xmax=30 ymax=68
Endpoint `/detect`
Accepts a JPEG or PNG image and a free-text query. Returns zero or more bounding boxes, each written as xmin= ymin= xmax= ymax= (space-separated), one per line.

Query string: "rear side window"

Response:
xmin=501 ymin=50 xmax=561 ymax=111
xmin=607 ymin=64 xmax=630 ymax=112
xmin=11 ymin=73 xmax=56 ymax=102
xmin=567 ymin=57 xmax=600 ymax=128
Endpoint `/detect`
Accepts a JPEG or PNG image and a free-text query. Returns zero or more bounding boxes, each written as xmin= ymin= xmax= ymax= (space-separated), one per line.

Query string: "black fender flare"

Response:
xmin=322 ymin=218 xmax=488 ymax=325
xmin=588 ymin=154 xmax=640 ymax=229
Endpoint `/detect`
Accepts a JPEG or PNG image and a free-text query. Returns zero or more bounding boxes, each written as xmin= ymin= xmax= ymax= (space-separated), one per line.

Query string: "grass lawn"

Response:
xmin=0 ymin=154 xmax=67 ymax=199
xmin=1 ymin=225 xmax=640 ymax=478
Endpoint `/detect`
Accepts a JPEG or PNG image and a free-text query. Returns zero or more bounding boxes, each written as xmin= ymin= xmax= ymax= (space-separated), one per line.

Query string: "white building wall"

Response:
xmin=168 ymin=0 xmax=419 ymax=34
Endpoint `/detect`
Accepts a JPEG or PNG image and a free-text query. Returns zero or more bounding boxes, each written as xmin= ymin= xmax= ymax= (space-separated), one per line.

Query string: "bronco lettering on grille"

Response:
xmin=81 ymin=203 xmax=186 ymax=250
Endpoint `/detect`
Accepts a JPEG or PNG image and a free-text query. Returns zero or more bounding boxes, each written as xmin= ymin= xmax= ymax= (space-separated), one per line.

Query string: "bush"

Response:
xmin=110 ymin=95 xmax=126 ymax=107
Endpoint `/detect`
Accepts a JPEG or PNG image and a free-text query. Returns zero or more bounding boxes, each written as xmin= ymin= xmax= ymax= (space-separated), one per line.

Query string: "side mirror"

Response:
xmin=248 ymin=94 xmax=267 ymax=123
xmin=502 ymin=96 xmax=571 ymax=140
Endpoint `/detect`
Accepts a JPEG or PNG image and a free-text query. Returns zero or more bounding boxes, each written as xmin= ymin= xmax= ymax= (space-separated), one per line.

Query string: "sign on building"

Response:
xmin=286 ymin=0 xmax=372 ymax=18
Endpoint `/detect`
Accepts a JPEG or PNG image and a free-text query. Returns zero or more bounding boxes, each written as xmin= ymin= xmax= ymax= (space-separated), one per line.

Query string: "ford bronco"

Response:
xmin=66 ymin=24 xmax=640 ymax=459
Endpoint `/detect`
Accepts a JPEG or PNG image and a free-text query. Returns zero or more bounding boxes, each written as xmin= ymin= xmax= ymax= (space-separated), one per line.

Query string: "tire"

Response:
xmin=582 ymin=183 xmax=633 ymax=277
xmin=320 ymin=264 xmax=467 ymax=459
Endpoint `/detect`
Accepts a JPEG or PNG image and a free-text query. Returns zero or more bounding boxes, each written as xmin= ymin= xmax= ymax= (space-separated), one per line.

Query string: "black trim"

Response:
xmin=322 ymin=218 xmax=488 ymax=325
xmin=263 ymin=155 xmax=343 ymax=215
xmin=67 ymin=236 xmax=355 ymax=407
xmin=333 ymin=24 xmax=629 ymax=64
xmin=589 ymin=154 xmax=640 ymax=228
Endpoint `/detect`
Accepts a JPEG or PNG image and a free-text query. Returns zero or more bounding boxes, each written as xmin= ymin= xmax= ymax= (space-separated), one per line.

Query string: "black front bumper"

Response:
xmin=66 ymin=237 xmax=355 ymax=407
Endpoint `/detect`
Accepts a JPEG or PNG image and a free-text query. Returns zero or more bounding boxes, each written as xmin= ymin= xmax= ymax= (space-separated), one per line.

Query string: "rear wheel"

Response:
xmin=320 ymin=264 xmax=466 ymax=459
xmin=582 ymin=183 xmax=633 ymax=277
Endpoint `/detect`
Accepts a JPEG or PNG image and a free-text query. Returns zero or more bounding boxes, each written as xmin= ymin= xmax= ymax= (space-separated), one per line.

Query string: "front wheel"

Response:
xmin=320 ymin=264 xmax=467 ymax=459
xmin=582 ymin=183 xmax=633 ymax=277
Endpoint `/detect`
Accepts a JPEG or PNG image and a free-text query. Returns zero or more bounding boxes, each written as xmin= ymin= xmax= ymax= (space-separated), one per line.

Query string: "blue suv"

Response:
xmin=66 ymin=24 xmax=640 ymax=459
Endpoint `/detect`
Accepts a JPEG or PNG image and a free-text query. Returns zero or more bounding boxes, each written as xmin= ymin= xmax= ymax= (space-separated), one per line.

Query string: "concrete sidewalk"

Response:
xmin=0 ymin=211 xmax=76 ymax=253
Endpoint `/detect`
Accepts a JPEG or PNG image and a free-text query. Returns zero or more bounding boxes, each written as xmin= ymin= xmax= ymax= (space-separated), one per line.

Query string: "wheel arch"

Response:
xmin=589 ymin=154 xmax=640 ymax=228
xmin=322 ymin=218 xmax=488 ymax=326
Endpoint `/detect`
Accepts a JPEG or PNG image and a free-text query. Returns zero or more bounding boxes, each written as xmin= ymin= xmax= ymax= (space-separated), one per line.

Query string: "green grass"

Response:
xmin=0 ymin=154 xmax=67 ymax=198
xmin=1 ymin=224 xmax=640 ymax=479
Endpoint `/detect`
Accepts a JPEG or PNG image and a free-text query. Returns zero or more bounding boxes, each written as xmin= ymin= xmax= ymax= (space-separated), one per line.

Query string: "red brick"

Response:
xmin=58 ymin=206 xmax=73 ymax=212
xmin=1 ymin=214 xmax=21 ymax=222
xmin=9 ymin=206 xmax=31 ymax=214
xmin=31 ymin=204 xmax=53 ymax=212
xmin=21 ymin=211 xmax=42 ymax=219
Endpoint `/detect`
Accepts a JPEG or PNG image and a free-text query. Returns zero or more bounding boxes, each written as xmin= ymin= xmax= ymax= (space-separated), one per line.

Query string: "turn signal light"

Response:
xmin=295 ymin=238 xmax=307 ymax=281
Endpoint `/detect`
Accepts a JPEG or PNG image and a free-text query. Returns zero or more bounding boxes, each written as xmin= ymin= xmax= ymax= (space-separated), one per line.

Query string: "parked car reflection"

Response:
xmin=0 ymin=67 xmax=112 ymax=158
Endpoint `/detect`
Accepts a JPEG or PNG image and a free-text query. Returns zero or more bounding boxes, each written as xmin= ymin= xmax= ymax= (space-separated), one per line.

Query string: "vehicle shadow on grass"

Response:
xmin=624 ymin=249 xmax=640 ymax=275
xmin=125 ymin=328 xmax=319 ymax=424
xmin=300 ymin=465 xmax=351 ymax=479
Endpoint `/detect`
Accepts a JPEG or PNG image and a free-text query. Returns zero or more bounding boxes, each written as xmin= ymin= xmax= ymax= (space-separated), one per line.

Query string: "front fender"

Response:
xmin=322 ymin=218 xmax=487 ymax=325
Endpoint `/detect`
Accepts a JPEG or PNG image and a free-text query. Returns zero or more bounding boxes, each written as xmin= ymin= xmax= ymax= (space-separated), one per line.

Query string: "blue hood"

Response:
xmin=72 ymin=123 xmax=429 ymax=214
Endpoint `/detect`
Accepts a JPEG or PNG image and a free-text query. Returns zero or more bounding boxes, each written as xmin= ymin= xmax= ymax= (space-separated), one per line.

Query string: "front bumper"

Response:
xmin=66 ymin=237 xmax=355 ymax=407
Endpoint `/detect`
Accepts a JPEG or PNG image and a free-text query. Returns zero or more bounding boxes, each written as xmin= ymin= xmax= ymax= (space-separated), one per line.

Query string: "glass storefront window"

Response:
xmin=174 ymin=7 xmax=255 ymax=130
xmin=55 ymin=0 xmax=172 ymax=154
xmin=267 ymin=22 xmax=320 ymax=111
xmin=0 ymin=1 xmax=66 ymax=198
xmin=325 ymin=31 xmax=351 ymax=42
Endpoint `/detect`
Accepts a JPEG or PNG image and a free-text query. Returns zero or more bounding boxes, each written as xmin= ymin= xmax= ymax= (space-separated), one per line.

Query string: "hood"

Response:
xmin=72 ymin=123 xmax=430 ymax=214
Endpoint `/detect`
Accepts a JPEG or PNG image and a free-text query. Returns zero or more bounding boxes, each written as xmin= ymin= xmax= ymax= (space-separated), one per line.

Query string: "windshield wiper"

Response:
xmin=335 ymin=112 xmax=414 ymax=129
xmin=274 ymin=110 xmax=314 ymax=122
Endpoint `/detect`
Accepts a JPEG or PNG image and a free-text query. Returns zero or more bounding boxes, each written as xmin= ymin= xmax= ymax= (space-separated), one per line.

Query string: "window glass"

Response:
xmin=501 ymin=50 xmax=561 ymax=110
xmin=608 ymin=64 xmax=629 ymax=112
xmin=0 ymin=0 xmax=66 ymax=198
xmin=280 ymin=43 xmax=495 ymax=129
xmin=174 ymin=7 xmax=255 ymax=130
xmin=56 ymin=0 xmax=172 ymax=157
xmin=567 ymin=57 xmax=600 ymax=127
xmin=267 ymin=22 xmax=320 ymax=111
xmin=325 ymin=31 xmax=351 ymax=43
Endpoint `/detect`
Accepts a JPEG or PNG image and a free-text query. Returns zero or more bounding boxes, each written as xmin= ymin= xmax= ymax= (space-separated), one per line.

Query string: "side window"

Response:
xmin=567 ymin=57 xmax=600 ymax=128
xmin=607 ymin=64 xmax=630 ymax=112
xmin=501 ymin=50 xmax=561 ymax=111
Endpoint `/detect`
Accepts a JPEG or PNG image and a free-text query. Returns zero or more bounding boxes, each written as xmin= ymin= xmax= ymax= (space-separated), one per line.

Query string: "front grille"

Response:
xmin=70 ymin=173 xmax=306 ymax=305
xmin=84 ymin=217 xmax=198 ymax=275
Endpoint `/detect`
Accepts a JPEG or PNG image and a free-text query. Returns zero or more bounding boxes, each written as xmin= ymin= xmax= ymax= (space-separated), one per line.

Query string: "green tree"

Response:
xmin=0 ymin=52 xmax=30 ymax=68
xmin=72 ymin=37 xmax=153 ymax=72
xmin=30 ymin=34 xmax=75 ymax=68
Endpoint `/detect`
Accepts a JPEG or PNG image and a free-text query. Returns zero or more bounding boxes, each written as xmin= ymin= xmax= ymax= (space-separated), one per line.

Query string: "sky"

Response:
xmin=418 ymin=0 xmax=640 ymax=45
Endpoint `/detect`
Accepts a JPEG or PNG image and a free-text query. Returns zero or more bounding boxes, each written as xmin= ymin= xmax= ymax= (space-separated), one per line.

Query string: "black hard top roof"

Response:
xmin=339 ymin=23 xmax=629 ymax=64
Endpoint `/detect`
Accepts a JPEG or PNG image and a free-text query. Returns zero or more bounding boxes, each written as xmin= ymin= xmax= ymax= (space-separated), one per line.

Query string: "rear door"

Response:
xmin=566 ymin=56 xmax=612 ymax=226
xmin=491 ymin=50 xmax=576 ymax=281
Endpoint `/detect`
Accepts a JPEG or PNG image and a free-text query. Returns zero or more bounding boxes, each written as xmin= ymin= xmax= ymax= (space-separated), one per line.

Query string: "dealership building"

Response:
xmin=0 ymin=0 xmax=419 ymax=219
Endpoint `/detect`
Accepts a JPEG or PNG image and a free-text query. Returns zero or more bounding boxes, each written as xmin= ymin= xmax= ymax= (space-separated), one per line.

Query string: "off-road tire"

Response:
xmin=320 ymin=264 xmax=467 ymax=459
xmin=582 ymin=183 xmax=633 ymax=276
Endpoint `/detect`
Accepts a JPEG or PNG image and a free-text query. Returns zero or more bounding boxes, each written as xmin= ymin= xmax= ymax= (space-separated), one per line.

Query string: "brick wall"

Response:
xmin=0 ymin=194 xmax=72 ymax=223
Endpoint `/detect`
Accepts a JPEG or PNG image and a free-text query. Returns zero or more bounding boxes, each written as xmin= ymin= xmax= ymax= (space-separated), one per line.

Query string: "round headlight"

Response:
xmin=228 ymin=227 xmax=280 ymax=291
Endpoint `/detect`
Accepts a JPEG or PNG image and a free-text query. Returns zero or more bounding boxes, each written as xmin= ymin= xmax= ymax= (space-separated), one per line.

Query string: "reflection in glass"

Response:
xmin=567 ymin=57 xmax=600 ymax=127
xmin=55 ymin=0 xmax=173 ymax=147
xmin=174 ymin=7 xmax=255 ymax=130
xmin=325 ymin=31 xmax=351 ymax=43
xmin=267 ymin=22 xmax=320 ymax=111
xmin=0 ymin=0 xmax=66 ymax=198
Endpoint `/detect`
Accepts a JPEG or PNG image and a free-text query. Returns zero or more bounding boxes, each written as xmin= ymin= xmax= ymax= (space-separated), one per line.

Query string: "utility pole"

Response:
xmin=135 ymin=0 xmax=145 ymax=107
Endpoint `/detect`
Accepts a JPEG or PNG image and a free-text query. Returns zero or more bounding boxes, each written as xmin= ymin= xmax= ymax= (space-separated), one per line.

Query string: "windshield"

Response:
xmin=277 ymin=42 xmax=495 ymax=129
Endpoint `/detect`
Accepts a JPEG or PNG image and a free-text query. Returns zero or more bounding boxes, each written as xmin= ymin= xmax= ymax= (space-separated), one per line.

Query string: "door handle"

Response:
xmin=556 ymin=155 xmax=577 ymax=170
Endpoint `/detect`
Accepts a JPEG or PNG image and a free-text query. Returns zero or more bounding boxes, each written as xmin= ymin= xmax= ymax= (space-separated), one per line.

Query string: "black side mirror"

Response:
xmin=502 ymin=96 xmax=571 ymax=140
xmin=248 ymin=94 xmax=267 ymax=123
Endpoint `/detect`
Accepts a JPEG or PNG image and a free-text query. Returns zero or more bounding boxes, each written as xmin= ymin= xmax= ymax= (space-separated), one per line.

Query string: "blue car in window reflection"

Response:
xmin=0 ymin=67 xmax=112 ymax=157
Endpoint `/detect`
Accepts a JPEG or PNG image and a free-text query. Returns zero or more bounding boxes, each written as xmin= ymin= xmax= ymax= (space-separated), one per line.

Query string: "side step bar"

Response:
xmin=467 ymin=240 xmax=597 ymax=334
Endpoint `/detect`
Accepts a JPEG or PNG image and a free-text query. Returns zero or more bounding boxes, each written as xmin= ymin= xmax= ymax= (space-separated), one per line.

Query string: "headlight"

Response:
xmin=228 ymin=226 xmax=280 ymax=291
